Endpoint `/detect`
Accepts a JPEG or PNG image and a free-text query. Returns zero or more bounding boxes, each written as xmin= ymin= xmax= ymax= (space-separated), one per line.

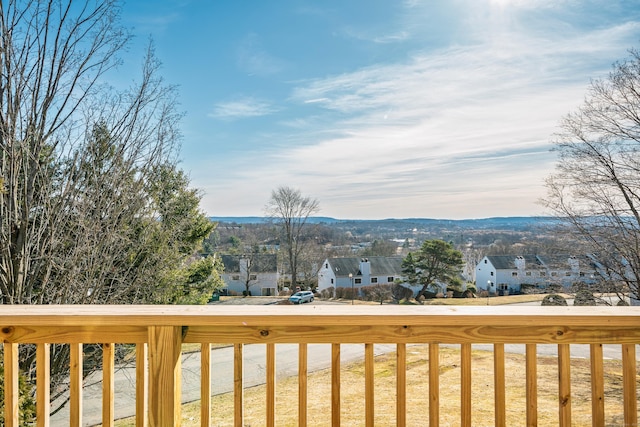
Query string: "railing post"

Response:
xmin=4 ymin=343 xmax=19 ymax=427
xmin=148 ymin=326 xmax=183 ymax=426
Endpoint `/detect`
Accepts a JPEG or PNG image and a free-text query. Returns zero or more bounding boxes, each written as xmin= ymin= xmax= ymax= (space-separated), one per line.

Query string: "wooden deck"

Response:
xmin=0 ymin=305 xmax=639 ymax=426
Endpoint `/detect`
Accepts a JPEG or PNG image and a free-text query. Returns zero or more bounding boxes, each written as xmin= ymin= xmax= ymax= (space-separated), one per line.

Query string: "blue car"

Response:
xmin=289 ymin=291 xmax=314 ymax=304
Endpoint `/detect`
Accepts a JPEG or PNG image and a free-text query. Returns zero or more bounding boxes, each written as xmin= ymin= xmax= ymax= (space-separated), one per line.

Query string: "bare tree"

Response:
xmin=265 ymin=186 xmax=320 ymax=289
xmin=0 ymin=0 xmax=218 ymax=412
xmin=544 ymin=48 xmax=640 ymax=304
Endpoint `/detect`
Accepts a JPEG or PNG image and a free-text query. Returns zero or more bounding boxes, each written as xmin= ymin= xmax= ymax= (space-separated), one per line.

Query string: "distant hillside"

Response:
xmin=209 ymin=216 xmax=341 ymax=224
xmin=209 ymin=216 xmax=556 ymax=229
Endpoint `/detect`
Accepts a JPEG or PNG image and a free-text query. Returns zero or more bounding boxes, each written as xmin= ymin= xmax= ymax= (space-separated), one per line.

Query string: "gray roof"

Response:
xmin=486 ymin=255 xmax=543 ymax=270
xmin=328 ymin=256 xmax=404 ymax=277
xmin=221 ymin=254 xmax=277 ymax=273
xmin=486 ymin=254 xmax=596 ymax=271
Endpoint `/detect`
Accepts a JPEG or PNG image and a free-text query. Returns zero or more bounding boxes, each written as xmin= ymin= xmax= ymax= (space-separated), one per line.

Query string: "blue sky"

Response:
xmin=118 ymin=0 xmax=640 ymax=220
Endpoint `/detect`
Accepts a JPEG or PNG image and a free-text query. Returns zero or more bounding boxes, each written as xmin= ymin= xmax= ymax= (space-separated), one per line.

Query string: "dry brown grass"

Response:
xmin=114 ymin=344 xmax=638 ymax=426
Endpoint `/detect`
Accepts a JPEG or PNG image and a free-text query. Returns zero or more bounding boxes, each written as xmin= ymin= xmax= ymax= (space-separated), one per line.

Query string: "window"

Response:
xmin=512 ymin=272 xmax=518 ymax=277
xmin=484 ymin=259 xmax=488 ymax=264
xmin=540 ymin=271 xmax=546 ymax=277
xmin=232 ymin=275 xmax=240 ymax=280
xmin=371 ymin=277 xmax=378 ymax=284
xmin=490 ymin=272 xmax=494 ymax=276
xmin=525 ymin=271 xmax=532 ymax=276
xmin=388 ymin=276 xmax=394 ymax=283
xmin=551 ymin=272 xmax=557 ymax=277
xmin=565 ymin=272 xmax=571 ymax=276
xmin=579 ymin=272 xmax=585 ymax=277
xmin=325 ymin=263 xmax=328 ymax=268
xmin=249 ymin=274 xmax=257 ymax=280
xmin=355 ymin=278 xmax=362 ymax=284
xmin=331 ymin=278 xmax=334 ymax=284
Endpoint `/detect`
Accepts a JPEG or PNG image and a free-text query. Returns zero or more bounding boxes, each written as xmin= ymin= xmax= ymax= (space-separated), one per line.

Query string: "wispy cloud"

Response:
xmin=236 ymin=33 xmax=285 ymax=76
xmin=208 ymin=97 xmax=278 ymax=120
xmin=195 ymin=1 xmax=640 ymax=219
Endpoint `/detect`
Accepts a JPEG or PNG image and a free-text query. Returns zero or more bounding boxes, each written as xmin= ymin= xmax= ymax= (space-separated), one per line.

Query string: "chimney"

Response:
xmin=514 ymin=256 xmax=525 ymax=270
xmin=359 ymin=258 xmax=371 ymax=278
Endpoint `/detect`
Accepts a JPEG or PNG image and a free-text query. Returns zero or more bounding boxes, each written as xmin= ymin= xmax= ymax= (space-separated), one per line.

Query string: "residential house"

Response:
xmin=318 ymin=256 xmax=428 ymax=296
xmin=220 ymin=254 xmax=279 ymax=296
xmin=475 ymin=254 xmax=598 ymax=294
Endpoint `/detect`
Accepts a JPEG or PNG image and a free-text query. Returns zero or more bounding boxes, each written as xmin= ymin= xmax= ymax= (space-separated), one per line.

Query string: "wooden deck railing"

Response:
xmin=0 ymin=305 xmax=639 ymax=426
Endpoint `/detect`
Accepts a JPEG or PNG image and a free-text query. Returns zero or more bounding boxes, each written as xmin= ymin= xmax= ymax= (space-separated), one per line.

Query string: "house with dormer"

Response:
xmin=318 ymin=256 xmax=420 ymax=295
xmin=475 ymin=254 xmax=599 ymax=294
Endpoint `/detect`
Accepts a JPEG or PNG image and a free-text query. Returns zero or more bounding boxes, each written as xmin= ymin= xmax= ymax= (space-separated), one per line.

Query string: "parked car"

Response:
xmin=289 ymin=290 xmax=314 ymax=304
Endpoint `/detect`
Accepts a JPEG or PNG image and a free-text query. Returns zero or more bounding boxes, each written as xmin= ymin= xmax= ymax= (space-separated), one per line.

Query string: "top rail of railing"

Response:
xmin=0 ymin=305 xmax=639 ymax=344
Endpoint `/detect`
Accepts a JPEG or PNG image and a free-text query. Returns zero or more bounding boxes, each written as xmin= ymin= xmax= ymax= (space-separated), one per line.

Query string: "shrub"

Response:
xmin=574 ymin=289 xmax=596 ymax=306
xmin=391 ymin=284 xmax=413 ymax=303
xmin=542 ymin=294 xmax=567 ymax=306
xmin=320 ymin=287 xmax=334 ymax=299
xmin=0 ymin=363 xmax=36 ymax=425
xmin=360 ymin=284 xmax=393 ymax=304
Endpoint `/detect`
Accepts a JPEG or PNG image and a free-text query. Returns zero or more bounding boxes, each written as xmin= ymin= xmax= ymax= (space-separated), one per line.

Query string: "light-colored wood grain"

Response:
xmin=365 ymin=343 xmax=374 ymax=427
xmin=429 ymin=343 xmax=439 ymax=426
xmin=558 ymin=344 xmax=571 ymax=427
xmin=622 ymin=343 xmax=637 ymax=427
xmin=135 ymin=344 xmax=148 ymax=427
xmin=184 ymin=323 xmax=640 ymax=344
xmin=525 ymin=344 xmax=537 ymax=427
xmin=396 ymin=343 xmax=406 ymax=427
xmin=0 ymin=305 xmax=637 ymax=427
xmin=234 ymin=344 xmax=243 ymax=427
xmin=266 ymin=343 xmax=275 ymax=427
xmin=4 ymin=343 xmax=18 ymax=427
xmin=36 ymin=343 xmax=50 ymax=427
xmin=70 ymin=343 xmax=83 ymax=427
xmin=589 ymin=343 xmax=604 ymax=427
xmin=461 ymin=343 xmax=472 ymax=427
xmin=494 ymin=343 xmax=505 ymax=427
xmin=148 ymin=326 xmax=182 ymax=426
xmin=332 ymin=343 xmax=341 ymax=426
xmin=200 ymin=343 xmax=211 ymax=427
xmin=298 ymin=343 xmax=308 ymax=427
xmin=102 ymin=343 xmax=115 ymax=427
xmin=0 ymin=304 xmax=638 ymax=327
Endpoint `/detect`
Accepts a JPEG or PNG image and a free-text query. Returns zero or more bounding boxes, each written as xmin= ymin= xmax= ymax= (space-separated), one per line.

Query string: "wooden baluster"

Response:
xmin=525 ymin=344 xmax=537 ymax=427
xmin=494 ymin=343 xmax=506 ymax=426
xmin=136 ymin=343 xmax=148 ymax=427
xmin=148 ymin=326 xmax=182 ymax=426
xmin=365 ymin=343 xmax=375 ymax=427
xmin=298 ymin=343 xmax=308 ymax=427
xmin=331 ymin=343 xmax=341 ymax=426
xmin=266 ymin=343 xmax=276 ymax=427
xmin=36 ymin=343 xmax=50 ymax=427
xmin=70 ymin=343 xmax=83 ymax=427
xmin=234 ymin=344 xmax=243 ymax=427
xmin=4 ymin=343 xmax=19 ymax=427
xmin=201 ymin=343 xmax=211 ymax=427
xmin=429 ymin=343 xmax=439 ymax=427
xmin=461 ymin=343 xmax=472 ymax=427
xmin=590 ymin=344 xmax=604 ymax=427
xmin=622 ymin=344 xmax=637 ymax=427
xmin=396 ymin=343 xmax=406 ymax=427
xmin=558 ymin=344 xmax=571 ymax=427
xmin=103 ymin=343 xmax=115 ymax=427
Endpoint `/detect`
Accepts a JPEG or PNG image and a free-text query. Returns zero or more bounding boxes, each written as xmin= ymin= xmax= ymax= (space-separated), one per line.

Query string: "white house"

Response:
xmin=475 ymin=254 xmax=598 ymax=294
xmin=317 ymin=256 xmax=424 ymax=295
xmin=221 ymin=254 xmax=278 ymax=296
